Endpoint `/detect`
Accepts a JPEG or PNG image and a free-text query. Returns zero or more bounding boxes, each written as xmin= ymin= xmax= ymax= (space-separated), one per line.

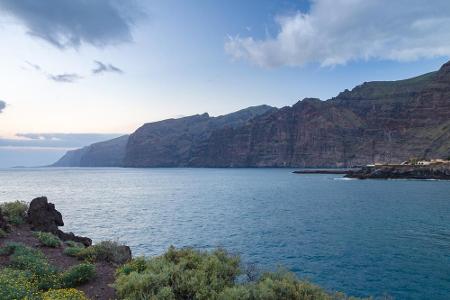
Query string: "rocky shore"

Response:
xmin=345 ymin=163 xmax=450 ymax=180
xmin=0 ymin=197 xmax=131 ymax=299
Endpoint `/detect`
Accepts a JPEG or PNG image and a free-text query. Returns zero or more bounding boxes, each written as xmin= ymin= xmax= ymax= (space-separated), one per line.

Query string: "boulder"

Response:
xmin=27 ymin=196 xmax=63 ymax=232
xmin=27 ymin=196 xmax=92 ymax=246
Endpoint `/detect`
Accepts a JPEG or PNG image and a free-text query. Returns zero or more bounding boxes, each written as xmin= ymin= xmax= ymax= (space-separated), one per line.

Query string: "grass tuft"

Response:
xmin=35 ymin=231 xmax=61 ymax=248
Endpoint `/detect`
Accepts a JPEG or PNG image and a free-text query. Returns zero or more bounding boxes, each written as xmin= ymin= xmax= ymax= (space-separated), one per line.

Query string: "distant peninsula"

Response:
xmin=53 ymin=61 xmax=450 ymax=168
xmin=345 ymin=160 xmax=450 ymax=180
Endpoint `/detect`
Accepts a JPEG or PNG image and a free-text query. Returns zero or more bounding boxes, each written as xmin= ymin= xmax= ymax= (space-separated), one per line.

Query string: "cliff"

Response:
xmin=184 ymin=63 xmax=450 ymax=167
xmin=124 ymin=105 xmax=276 ymax=167
xmin=53 ymin=61 xmax=450 ymax=168
xmin=52 ymin=135 xmax=129 ymax=167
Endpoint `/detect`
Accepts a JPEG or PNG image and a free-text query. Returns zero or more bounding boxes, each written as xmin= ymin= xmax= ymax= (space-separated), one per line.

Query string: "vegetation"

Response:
xmin=42 ymin=288 xmax=89 ymax=300
xmin=0 ymin=243 xmax=96 ymax=298
xmin=0 ymin=200 xmax=28 ymax=224
xmin=63 ymin=246 xmax=84 ymax=257
xmin=114 ymin=246 xmax=358 ymax=300
xmin=35 ymin=231 xmax=62 ymax=248
xmin=77 ymin=240 xmax=130 ymax=264
xmin=61 ymin=263 xmax=96 ymax=287
xmin=0 ymin=268 xmax=40 ymax=299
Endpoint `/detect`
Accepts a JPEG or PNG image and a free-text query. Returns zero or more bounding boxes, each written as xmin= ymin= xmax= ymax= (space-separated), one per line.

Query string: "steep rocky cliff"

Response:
xmin=123 ymin=105 xmax=276 ymax=167
xmin=52 ymin=135 xmax=129 ymax=167
xmin=53 ymin=62 xmax=450 ymax=168
xmin=189 ymin=62 xmax=450 ymax=167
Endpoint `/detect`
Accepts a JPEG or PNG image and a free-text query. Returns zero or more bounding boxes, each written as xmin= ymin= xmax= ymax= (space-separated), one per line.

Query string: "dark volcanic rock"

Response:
xmin=345 ymin=163 xmax=450 ymax=180
xmin=28 ymin=196 xmax=63 ymax=232
xmin=27 ymin=197 xmax=92 ymax=246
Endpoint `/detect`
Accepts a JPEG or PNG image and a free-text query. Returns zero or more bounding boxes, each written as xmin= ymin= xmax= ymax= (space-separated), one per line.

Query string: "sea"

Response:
xmin=0 ymin=167 xmax=449 ymax=299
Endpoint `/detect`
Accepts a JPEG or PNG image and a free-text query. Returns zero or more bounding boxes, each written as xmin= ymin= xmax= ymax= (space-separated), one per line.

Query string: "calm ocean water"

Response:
xmin=0 ymin=168 xmax=449 ymax=299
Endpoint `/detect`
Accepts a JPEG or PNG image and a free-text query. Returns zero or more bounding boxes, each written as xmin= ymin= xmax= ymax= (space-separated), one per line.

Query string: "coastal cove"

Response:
xmin=1 ymin=167 xmax=450 ymax=299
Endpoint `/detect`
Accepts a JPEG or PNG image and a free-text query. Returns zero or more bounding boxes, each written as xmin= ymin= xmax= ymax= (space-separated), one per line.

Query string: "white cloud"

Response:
xmin=225 ymin=0 xmax=450 ymax=67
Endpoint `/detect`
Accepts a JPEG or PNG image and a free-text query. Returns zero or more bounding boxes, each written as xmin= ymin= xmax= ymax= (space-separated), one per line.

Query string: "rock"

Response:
xmin=345 ymin=163 xmax=450 ymax=180
xmin=0 ymin=208 xmax=10 ymax=231
xmin=57 ymin=231 xmax=92 ymax=247
xmin=27 ymin=196 xmax=63 ymax=232
xmin=27 ymin=196 xmax=92 ymax=246
xmin=115 ymin=245 xmax=132 ymax=264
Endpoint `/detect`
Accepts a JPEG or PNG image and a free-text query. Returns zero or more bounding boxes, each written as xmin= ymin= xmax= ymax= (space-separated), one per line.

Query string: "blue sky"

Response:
xmin=0 ymin=0 xmax=449 ymax=166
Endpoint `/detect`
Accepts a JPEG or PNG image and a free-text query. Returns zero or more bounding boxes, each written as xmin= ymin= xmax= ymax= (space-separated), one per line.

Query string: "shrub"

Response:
xmin=35 ymin=231 xmax=61 ymax=248
xmin=116 ymin=256 xmax=147 ymax=276
xmin=0 ymin=268 xmax=40 ymax=300
xmin=115 ymin=246 xmax=240 ymax=300
xmin=0 ymin=201 xmax=28 ymax=224
xmin=5 ymin=242 xmax=61 ymax=290
xmin=65 ymin=241 xmax=85 ymax=248
xmin=63 ymin=246 xmax=84 ymax=257
xmin=42 ymin=288 xmax=89 ymax=300
xmin=115 ymin=247 xmax=361 ymax=300
xmin=61 ymin=263 xmax=96 ymax=287
xmin=77 ymin=240 xmax=130 ymax=264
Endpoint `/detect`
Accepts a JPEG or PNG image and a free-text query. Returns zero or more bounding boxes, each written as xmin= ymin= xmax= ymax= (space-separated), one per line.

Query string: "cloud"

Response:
xmin=1 ymin=133 xmax=124 ymax=148
xmin=48 ymin=73 xmax=83 ymax=83
xmin=24 ymin=60 xmax=83 ymax=83
xmin=25 ymin=61 xmax=41 ymax=71
xmin=0 ymin=100 xmax=5 ymax=113
xmin=92 ymin=60 xmax=123 ymax=75
xmin=0 ymin=0 xmax=143 ymax=49
xmin=225 ymin=0 xmax=450 ymax=67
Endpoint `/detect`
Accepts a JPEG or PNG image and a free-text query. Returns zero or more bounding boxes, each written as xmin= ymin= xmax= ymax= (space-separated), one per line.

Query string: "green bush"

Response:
xmin=61 ymin=263 xmax=96 ymax=287
xmin=0 ymin=268 xmax=40 ymax=300
xmin=115 ymin=246 xmax=240 ymax=300
xmin=63 ymin=246 xmax=84 ymax=257
xmin=42 ymin=288 xmax=89 ymax=300
xmin=65 ymin=241 xmax=85 ymax=248
xmin=77 ymin=240 xmax=130 ymax=264
xmin=35 ymin=231 xmax=62 ymax=248
xmin=5 ymin=242 xmax=61 ymax=290
xmin=115 ymin=247 xmax=361 ymax=300
xmin=0 ymin=201 xmax=28 ymax=224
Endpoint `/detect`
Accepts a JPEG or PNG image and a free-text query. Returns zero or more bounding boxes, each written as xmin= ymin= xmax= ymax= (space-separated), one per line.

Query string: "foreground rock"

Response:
xmin=28 ymin=196 xmax=92 ymax=246
xmin=345 ymin=163 xmax=450 ymax=180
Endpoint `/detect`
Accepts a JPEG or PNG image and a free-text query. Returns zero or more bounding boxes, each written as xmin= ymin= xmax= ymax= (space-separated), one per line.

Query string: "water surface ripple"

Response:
xmin=0 ymin=168 xmax=449 ymax=299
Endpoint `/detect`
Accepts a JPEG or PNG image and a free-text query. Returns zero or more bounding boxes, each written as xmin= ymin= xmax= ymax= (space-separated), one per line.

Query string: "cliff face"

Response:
xmin=185 ymin=63 xmax=450 ymax=167
xmin=123 ymin=105 xmax=276 ymax=167
xmin=52 ymin=135 xmax=129 ymax=167
xmin=53 ymin=61 xmax=450 ymax=168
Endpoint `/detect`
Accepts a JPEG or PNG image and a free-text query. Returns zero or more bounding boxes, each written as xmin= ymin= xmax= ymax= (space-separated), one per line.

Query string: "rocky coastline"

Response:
xmin=344 ymin=163 xmax=450 ymax=180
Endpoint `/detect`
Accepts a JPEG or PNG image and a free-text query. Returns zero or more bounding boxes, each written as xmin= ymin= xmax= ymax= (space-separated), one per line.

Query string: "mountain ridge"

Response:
xmin=52 ymin=62 xmax=450 ymax=168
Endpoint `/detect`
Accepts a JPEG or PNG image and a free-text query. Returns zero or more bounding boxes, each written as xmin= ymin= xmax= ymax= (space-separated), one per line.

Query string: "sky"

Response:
xmin=0 ymin=0 xmax=450 ymax=167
